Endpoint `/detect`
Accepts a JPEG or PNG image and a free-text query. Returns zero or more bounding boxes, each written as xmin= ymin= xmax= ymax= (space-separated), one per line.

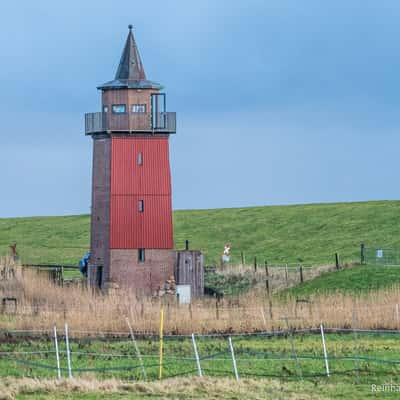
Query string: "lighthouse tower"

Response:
xmin=85 ymin=26 xmax=176 ymax=294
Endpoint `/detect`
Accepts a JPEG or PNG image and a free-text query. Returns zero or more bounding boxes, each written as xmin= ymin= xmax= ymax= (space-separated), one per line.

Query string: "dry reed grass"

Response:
xmin=1 ymin=257 xmax=400 ymax=335
xmin=217 ymin=263 xmax=337 ymax=290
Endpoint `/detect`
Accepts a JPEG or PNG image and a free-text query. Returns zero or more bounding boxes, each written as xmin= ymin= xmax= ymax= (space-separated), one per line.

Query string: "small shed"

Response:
xmin=174 ymin=250 xmax=204 ymax=298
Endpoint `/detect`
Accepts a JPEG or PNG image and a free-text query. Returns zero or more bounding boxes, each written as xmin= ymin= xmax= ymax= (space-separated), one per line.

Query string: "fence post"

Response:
xmin=260 ymin=307 xmax=268 ymax=330
xmin=240 ymin=251 xmax=245 ymax=265
xmin=283 ymin=316 xmax=302 ymax=380
xmin=320 ymin=324 xmax=330 ymax=377
xmin=53 ymin=326 xmax=61 ymax=380
xmin=335 ymin=253 xmax=340 ymax=270
xmin=126 ymin=318 xmax=147 ymax=379
xmin=254 ymin=257 xmax=257 ymax=273
xmin=264 ymin=260 xmax=269 ymax=294
xmin=228 ymin=336 xmax=239 ymax=381
xmin=285 ymin=264 xmax=288 ymax=287
xmin=299 ymin=266 xmax=304 ymax=283
xmin=192 ymin=333 xmax=203 ymax=377
xmin=360 ymin=243 xmax=366 ymax=265
xmin=159 ymin=306 xmax=164 ymax=380
xmin=352 ymin=308 xmax=359 ymax=383
xmin=64 ymin=323 xmax=72 ymax=379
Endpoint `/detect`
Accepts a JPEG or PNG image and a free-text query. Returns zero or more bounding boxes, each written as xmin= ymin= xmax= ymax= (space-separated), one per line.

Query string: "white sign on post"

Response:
xmin=377 ymin=249 xmax=383 ymax=258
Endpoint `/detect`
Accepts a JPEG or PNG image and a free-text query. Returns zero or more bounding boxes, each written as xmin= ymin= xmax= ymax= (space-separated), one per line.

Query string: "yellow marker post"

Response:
xmin=159 ymin=305 xmax=164 ymax=379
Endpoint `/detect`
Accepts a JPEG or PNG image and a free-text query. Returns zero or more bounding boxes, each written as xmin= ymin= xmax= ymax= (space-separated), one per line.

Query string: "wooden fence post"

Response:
xmin=264 ymin=260 xmax=269 ymax=294
xmin=360 ymin=243 xmax=366 ymax=265
xmin=285 ymin=264 xmax=289 ymax=287
xmin=254 ymin=257 xmax=257 ymax=273
xmin=335 ymin=253 xmax=340 ymax=270
xmin=299 ymin=266 xmax=304 ymax=283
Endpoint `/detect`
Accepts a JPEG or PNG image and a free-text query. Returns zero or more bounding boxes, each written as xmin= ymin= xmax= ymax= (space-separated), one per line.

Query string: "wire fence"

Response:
xmin=364 ymin=246 xmax=400 ymax=267
xmin=1 ymin=326 xmax=400 ymax=383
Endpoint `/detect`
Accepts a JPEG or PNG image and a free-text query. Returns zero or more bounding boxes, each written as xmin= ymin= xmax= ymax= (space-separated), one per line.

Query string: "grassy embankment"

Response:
xmin=284 ymin=265 xmax=400 ymax=297
xmin=1 ymin=200 xmax=400 ymax=266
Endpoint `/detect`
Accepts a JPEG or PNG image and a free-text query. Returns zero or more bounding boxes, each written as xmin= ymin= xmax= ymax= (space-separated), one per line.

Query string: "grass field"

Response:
xmin=1 ymin=332 xmax=400 ymax=399
xmin=1 ymin=200 xmax=400 ymax=266
xmin=284 ymin=265 xmax=400 ymax=297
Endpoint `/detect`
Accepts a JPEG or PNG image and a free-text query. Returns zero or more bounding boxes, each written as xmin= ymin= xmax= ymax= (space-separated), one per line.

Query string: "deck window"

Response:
xmin=112 ymin=104 xmax=126 ymax=114
xmin=132 ymin=104 xmax=146 ymax=113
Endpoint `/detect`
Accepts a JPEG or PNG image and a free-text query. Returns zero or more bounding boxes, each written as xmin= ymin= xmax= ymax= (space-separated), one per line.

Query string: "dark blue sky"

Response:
xmin=1 ymin=0 xmax=400 ymax=217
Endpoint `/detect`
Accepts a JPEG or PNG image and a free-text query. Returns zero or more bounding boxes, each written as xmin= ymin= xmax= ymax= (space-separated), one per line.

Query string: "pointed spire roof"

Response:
xmin=98 ymin=26 xmax=162 ymax=90
xmin=115 ymin=25 xmax=146 ymax=81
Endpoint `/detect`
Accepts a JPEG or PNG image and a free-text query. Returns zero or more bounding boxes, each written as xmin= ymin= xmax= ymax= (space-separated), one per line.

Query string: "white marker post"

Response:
xmin=65 ymin=323 xmax=72 ymax=379
xmin=228 ymin=336 xmax=239 ymax=381
xmin=53 ymin=326 xmax=61 ymax=379
xmin=126 ymin=318 xmax=147 ymax=379
xmin=320 ymin=324 xmax=330 ymax=377
xmin=192 ymin=333 xmax=203 ymax=377
xmin=260 ymin=308 xmax=268 ymax=331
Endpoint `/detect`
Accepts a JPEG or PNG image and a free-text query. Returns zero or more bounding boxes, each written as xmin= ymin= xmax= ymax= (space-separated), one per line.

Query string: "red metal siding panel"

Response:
xmin=111 ymin=137 xmax=171 ymax=195
xmin=110 ymin=195 xmax=173 ymax=249
xmin=110 ymin=136 xmax=173 ymax=249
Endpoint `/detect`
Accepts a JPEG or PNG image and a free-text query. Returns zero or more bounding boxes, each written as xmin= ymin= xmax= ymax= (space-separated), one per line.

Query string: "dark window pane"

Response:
xmin=138 ymin=200 xmax=144 ymax=212
xmin=138 ymin=249 xmax=145 ymax=263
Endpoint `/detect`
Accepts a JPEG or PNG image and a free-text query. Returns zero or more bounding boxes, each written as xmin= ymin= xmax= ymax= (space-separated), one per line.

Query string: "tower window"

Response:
xmin=103 ymin=105 xmax=109 ymax=113
xmin=138 ymin=200 xmax=144 ymax=212
xmin=138 ymin=249 xmax=145 ymax=263
xmin=138 ymin=152 xmax=143 ymax=165
xmin=132 ymin=104 xmax=146 ymax=113
xmin=112 ymin=104 xmax=126 ymax=114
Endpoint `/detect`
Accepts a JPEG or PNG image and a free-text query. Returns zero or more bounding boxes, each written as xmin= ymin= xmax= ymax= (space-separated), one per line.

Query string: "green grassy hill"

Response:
xmin=0 ymin=200 xmax=399 ymax=266
xmin=285 ymin=265 xmax=400 ymax=296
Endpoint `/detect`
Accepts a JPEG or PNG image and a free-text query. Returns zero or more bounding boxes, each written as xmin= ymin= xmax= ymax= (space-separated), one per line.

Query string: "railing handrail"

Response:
xmin=85 ymin=111 xmax=176 ymax=134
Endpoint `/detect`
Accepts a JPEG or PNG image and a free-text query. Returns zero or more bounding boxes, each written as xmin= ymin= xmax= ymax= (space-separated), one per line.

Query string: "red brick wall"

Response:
xmin=109 ymin=249 xmax=174 ymax=295
xmin=89 ymin=137 xmax=111 ymax=287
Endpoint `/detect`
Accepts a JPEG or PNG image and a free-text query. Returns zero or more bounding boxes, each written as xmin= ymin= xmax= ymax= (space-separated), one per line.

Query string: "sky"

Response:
xmin=0 ymin=0 xmax=400 ymax=217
